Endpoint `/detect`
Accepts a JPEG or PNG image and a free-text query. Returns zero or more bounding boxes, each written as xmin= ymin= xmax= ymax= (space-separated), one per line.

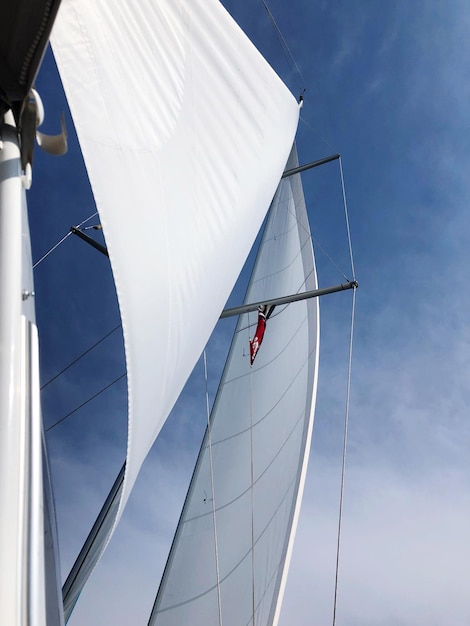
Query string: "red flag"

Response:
xmin=249 ymin=305 xmax=275 ymax=365
xmin=250 ymin=313 xmax=266 ymax=365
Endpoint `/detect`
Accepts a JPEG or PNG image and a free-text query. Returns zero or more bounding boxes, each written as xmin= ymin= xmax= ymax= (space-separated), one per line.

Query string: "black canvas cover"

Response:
xmin=0 ymin=0 xmax=62 ymax=117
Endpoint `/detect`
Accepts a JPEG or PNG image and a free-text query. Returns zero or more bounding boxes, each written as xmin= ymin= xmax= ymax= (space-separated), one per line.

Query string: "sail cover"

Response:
xmin=0 ymin=0 xmax=62 ymax=117
xmin=148 ymin=146 xmax=319 ymax=626
xmin=50 ymin=0 xmax=299 ymax=604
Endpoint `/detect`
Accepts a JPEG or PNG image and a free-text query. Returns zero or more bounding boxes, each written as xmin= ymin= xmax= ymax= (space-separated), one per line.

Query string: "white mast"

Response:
xmin=0 ymin=110 xmax=63 ymax=626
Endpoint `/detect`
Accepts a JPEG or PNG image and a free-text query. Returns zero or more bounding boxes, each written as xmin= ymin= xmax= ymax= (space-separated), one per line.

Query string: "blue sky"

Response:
xmin=28 ymin=1 xmax=470 ymax=624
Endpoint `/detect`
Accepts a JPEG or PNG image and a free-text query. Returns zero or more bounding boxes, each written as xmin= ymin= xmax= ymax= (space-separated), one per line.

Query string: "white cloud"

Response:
xmin=282 ymin=458 xmax=470 ymax=626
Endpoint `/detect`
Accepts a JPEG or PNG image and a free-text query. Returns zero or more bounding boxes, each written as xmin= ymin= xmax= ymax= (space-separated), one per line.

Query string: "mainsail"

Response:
xmin=148 ymin=145 xmax=319 ymax=626
xmin=50 ymin=0 xmax=300 ymax=612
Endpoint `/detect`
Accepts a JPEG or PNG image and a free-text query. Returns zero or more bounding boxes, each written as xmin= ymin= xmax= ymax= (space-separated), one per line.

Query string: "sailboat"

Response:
xmin=0 ymin=0 xmax=355 ymax=624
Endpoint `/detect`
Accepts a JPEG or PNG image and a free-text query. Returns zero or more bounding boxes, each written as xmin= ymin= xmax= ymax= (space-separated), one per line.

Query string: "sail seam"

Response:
xmin=252 ymin=233 xmax=312 ymax=286
xmin=208 ymin=334 xmax=312 ymax=450
xmin=235 ymin=267 xmax=316 ymax=335
xmin=185 ymin=406 xmax=305 ymax=524
xmin=225 ymin=313 xmax=309 ymax=386
xmin=156 ymin=473 xmax=298 ymax=614
xmin=244 ymin=555 xmax=280 ymax=626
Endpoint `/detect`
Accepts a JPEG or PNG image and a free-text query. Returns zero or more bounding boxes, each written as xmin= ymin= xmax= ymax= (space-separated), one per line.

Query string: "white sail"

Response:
xmin=149 ymin=145 xmax=319 ymax=626
xmin=50 ymin=0 xmax=299 ymax=593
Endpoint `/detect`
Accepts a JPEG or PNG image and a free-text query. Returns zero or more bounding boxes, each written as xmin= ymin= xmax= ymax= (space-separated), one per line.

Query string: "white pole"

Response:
xmin=0 ymin=110 xmax=28 ymax=624
xmin=0 ymin=110 xmax=56 ymax=626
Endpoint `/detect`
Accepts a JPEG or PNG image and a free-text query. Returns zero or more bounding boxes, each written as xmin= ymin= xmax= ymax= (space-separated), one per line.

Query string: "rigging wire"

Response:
xmin=339 ymin=157 xmax=356 ymax=281
xmin=299 ymin=115 xmax=337 ymax=154
xmin=45 ymin=372 xmax=127 ymax=433
xmin=284 ymin=181 xmax=352 ymax=282
xmin=311 ymin=235 xmax=351 ymax=282
xmin=260 ymin=0 xmax=306 ymax=94
xmin=33 ymin=230 xmax=72 ymax=269
xmin=203 ymin=350 xmax=224 ymax=626
xmin=296 ymin=119 xmax=357 ymax=281
xmin=32 ymin=210 xmax=125 ymax=433
xmin=33 ymin=211 xmax=98 ymax=268
xmin=41 ymin=323 xmax=122 ymax=391
xmin=332 ymin=285 xmax=357 ymax=626
xmin=300 ymin=156 xmax=355 ymax=282
xmin=261 ymin=0 xmax=356 ymax=284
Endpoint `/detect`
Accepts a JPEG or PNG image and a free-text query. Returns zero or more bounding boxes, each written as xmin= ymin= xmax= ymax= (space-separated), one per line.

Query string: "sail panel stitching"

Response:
xmin=157 ymin=473 xmax=298 ymax=614
xmin=185 ymin=405 xmax=304 ymax=525
xmin=226 ymin=313 xmax=309 ymax=387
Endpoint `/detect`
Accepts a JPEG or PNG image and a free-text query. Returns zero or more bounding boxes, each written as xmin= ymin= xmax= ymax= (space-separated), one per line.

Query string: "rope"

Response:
xmin=260 ymin=0 xmax=306 ymax=94
xmin=45 ymin=372 xmax=126 ymax=432
xmin=332 ymin=285 xmax=357 ymax=626
xmin=33 ymin=211 xmax=98 ymax=268
xmin=203 ymin=350 xmax=223 ymax=626
xmin=339 ymin=157 xmax=356 ymax=281
xmin=41 ymin=324 xmax=122 ymax=391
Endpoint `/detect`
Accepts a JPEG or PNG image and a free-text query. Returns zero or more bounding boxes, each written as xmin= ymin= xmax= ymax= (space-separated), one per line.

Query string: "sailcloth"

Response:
xmin=50 ymin=0 xmax=299 ymax=608
xmin=148 ymin=145 xmax=320 ymax=626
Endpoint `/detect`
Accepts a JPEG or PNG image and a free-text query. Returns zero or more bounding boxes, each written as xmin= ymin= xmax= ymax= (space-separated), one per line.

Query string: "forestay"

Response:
xmin=50 ymin=0 xmax=299 ymax=598
xmin=149 ymin=146 xmax=320 ymax=626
